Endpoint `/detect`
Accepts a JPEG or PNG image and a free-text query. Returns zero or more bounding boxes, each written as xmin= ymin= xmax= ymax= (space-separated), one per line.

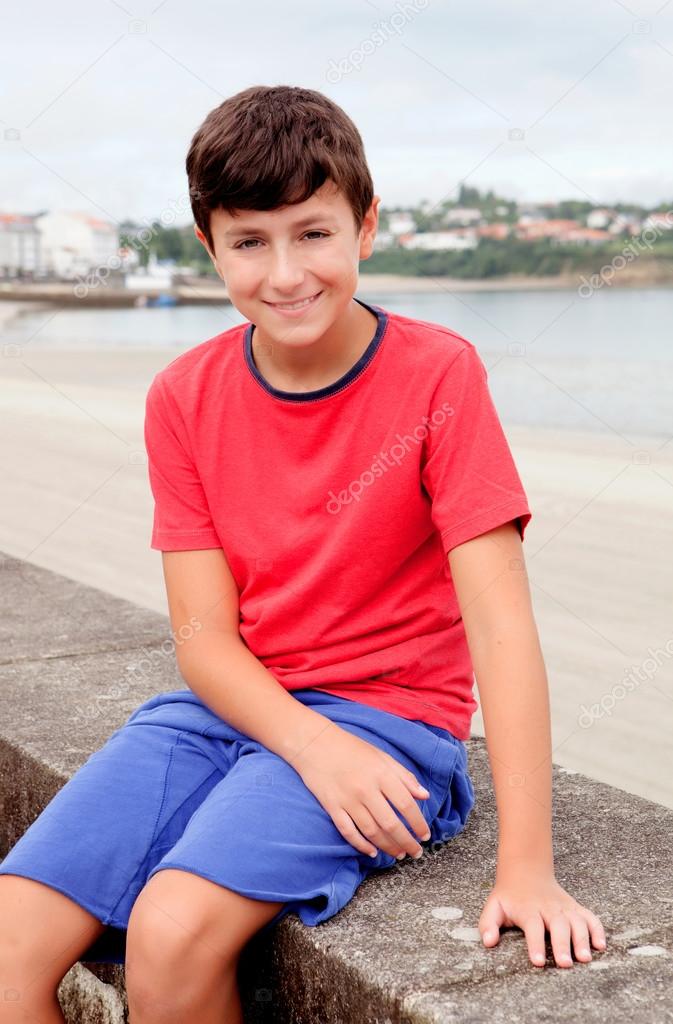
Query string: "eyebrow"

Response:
xmin=223 ymin=213 xmax=337 ymax=239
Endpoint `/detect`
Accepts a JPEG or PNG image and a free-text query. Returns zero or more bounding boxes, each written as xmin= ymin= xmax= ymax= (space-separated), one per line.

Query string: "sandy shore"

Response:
xmin=1 ymin=345 xmax=671 ymax=810
xmin=0 ymin=300 xmax=50 ymax=328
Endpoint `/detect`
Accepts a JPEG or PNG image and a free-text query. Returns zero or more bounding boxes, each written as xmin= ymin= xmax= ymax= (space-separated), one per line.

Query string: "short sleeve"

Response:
xmin=144 ymin=375 xmax=222 ymax=551
xmin=420 ymin=345 xmax=532 ymax=554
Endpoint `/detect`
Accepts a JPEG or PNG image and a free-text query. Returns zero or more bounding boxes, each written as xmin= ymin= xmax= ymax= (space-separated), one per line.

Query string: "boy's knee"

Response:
xmin=127 ymin=897 xmax=203 ymax=965
xmin=125 ymin=908 xmax=223 ymax=1015
xmin=126 ymin=869 xmax=241 ymax=978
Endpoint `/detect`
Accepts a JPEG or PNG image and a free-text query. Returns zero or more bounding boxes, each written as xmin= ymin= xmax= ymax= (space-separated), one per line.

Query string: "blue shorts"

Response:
xmin=0 ymin=688 xmax=475 ymax=965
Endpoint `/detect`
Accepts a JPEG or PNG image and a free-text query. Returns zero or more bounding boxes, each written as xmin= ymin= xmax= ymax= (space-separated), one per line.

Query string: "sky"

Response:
xmin=3 ymin=0 xmax=673 ymax=229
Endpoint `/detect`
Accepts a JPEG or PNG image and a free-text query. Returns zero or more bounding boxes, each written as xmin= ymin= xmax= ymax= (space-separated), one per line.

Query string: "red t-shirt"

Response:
xmin=144 ymin=297 xmax=532 ymax=740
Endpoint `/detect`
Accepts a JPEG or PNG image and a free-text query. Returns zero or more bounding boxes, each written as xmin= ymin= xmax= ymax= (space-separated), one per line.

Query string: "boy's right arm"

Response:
xmin=160 ymin=548 xmax=431 ymax=861
xmin=161 ymin=547 xmax=333 ymax=764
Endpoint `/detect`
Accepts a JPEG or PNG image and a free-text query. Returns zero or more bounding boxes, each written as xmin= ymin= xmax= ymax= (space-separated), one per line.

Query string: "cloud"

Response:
xmin=3 ymin=0 xmax=672 ymax=219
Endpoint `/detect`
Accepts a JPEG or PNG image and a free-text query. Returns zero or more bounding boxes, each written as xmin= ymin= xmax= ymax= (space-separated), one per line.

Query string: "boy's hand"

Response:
xmin=479 ymin=862 xmax=608 ymax=968
xmin=290 ymin=721 xmax=432 ymax=860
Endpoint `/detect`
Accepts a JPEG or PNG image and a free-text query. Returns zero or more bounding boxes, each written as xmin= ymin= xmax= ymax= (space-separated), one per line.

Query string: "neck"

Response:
xmin=251 ymin=298 xmax=378 ymax=392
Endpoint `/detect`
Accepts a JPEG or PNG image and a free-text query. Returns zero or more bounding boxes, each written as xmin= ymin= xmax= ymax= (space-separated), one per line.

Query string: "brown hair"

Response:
xmin=186 ymin=85 xmax=374 ymax=254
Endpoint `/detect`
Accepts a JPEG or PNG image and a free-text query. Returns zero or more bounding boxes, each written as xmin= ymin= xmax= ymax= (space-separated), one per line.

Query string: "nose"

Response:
xmin=266 ymin=245 xmax=305 ymax=293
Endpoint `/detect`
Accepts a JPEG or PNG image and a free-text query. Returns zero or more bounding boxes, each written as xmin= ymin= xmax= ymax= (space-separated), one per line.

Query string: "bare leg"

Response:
xmin=0 ymin=989 xmax=65 ymax=1024
xmin=0 ymin=875 xmax=108 ymax=1023
xmin=127 ymin=961 xmax=242 ymax=1024
xmin=125 ymin=869 xmax=283 ymax=1023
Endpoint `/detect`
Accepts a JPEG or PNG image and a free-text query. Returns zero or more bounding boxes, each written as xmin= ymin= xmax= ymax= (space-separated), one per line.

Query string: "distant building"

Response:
xmin=0 ymin=213 xmax=41 ymax=277
xmin=517 ymin=206 xmax=546 ymax=224
xmin=372 ymin=230 xmax=395 ymax=251
xmin=117 ymin=246 xmax=141 ymax=271
xmin=387 ymin=212 xmax=416 ymax=236
xmin=608 ymin=213 xmax=642 ymax=236
xmin=442 ymin=207 xmax=482 ymax=226
xmin=35 ymin=210 xmax=119 ymax=279
xmin=401 ymin=230 xmax=477 ymax=251
xmin=555 ymin=227 xmax=613 ymax=245
xmin=516 ymin=219 xmax=615 ymax=245
xmin=643 ymin=211 xmax=673 ymax=232
xmin=476 ymin=223 xmax=511 ymax=240
xmin=515 ymin=218 xmax=581 ymax=240
xmin=587 ymin=209 xmax=614 ymax=229
xmin=125 ymin=252 xmax=174 ymax=290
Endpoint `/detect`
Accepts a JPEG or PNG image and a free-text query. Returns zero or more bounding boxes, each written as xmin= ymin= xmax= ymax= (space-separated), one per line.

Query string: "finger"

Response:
xmin=396 ymin=766 xmax=431 ymax=800
xmin=581 ymin=908 xmax=608 ymax=951
xmin=366 ymin=789 xmax=428 ymax=858
xmin=380 ymin=777 xmax=433 ymax=845
xmin=523 ymin=913 xmax=547 ymax=967
xmin=548 ymin=912 xmax=573 ymax=968
xmin=569 ymin=913 xmax=593 ymax=963
xmin=352 ymin=789 xmax=422 ymax=859
xmin=348 ymin=794 xmax=422 ymax=860
xmin=329 ymin=805 xmax=378 ymax=858
xmin=480 ymin=903 xmax=505 ymax=947
xmin=348 ymin=802 xmax=406 ymax=859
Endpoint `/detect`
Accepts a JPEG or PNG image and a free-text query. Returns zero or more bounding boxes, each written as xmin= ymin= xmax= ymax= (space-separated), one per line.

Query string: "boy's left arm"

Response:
xmin=448 ymin=521 xmax=608 ymax=969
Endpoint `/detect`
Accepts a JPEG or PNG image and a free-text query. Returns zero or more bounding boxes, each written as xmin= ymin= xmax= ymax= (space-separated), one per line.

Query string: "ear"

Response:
xmin=194 ymin=223 xmax=214 ymax=260
xmin=359 ymin=195 xmax=380 ymax=261
xmin=194 ymin=224 xmax=223 ymax=281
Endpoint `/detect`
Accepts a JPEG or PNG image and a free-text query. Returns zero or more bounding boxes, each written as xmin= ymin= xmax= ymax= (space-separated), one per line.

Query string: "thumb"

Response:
xmin=480 ymin=902 xmax=505 ymax=947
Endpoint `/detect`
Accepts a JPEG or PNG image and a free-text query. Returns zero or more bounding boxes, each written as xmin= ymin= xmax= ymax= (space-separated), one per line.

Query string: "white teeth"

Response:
xmin=273 ymin=293 xmax=318 ymax=310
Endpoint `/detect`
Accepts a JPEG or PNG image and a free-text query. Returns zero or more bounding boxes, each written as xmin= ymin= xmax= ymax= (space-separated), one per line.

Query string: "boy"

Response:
xmin=0 ymin=84 xmax=606 ymax=1023
xmin=149 ymin=83 xmax=606 ymax=976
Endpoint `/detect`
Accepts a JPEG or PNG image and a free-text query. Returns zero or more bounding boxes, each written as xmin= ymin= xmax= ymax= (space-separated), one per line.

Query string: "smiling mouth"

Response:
xmin=265 ymin=291 xmax=322 ymax=311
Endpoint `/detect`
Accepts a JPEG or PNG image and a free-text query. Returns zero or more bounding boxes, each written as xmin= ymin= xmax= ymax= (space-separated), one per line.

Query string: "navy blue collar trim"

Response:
xmin=243 ymin=296 xmax=388 ymax=402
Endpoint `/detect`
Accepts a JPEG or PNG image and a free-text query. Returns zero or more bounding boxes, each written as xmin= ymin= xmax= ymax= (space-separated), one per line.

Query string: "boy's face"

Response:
xmin=194 ymin=180 xmax=380 ymax=343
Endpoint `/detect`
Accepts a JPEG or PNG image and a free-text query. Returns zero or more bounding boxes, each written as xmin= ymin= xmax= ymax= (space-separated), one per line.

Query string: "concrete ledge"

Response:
xmin=1 ymin=551 xmax=672 ymax=1023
